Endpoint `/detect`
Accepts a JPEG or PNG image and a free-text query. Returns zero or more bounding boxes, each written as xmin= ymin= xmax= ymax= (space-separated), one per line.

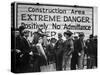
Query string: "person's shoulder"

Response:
xmin=68 ymin=38 xmax=73 ymax=42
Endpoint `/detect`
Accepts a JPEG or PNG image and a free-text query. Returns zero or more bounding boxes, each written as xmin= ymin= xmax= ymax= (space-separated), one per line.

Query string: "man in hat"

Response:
xmin=15 ymin=26 xmax=32 ymax=73
xmin=74 ymin=32 xmax=86 ymax=69
xmin=86 ymin=34 xmax=97 ymax=69
xmin=63 ymin=30 xmax=74 ymax=70
xmin=55 ymin=33 xmax=64 ymax=71
xmin=46 ymin=38 xmax=57 ymax=64
xmin=71 ymin=33 xmax=79 ymax=70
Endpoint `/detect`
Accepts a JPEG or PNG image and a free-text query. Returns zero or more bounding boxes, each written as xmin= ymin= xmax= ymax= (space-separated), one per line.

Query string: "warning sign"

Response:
xmin=15 ymin=2 xmax=93 ymax=41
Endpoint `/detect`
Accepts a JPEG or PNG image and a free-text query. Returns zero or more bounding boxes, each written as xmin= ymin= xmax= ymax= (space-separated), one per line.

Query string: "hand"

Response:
xmin=20 ymin=54 xmax=23 ymax=58
xmin=16 ymin=49 xmax=21 ymax=53
xmin=29 ymin=51 xmax=33 ymax=56
xmin=88 ymin=56 xmax=90 ymax=59
xmin=78 ymin=53 xmax=81 ymax=56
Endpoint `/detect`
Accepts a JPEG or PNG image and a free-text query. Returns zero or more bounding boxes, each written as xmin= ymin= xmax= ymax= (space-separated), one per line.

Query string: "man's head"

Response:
xmin=50 ymin=38 xmax=57 ymax=43
xmin=23 ymin=29 xmax=29 ymax=38
xmin=64 ymin=30 xmax=73 ymax=39
xmin=79 ymin=32 xmax=85 ymax=40
xmin=89 ymin=34 xmax=93 ymax=39
xmin=19 ymin=26 xmax=25 ymax=36
xmin=58 ymin=33 xmax=62 ymax=40
xmin=74 ymin=33 xmax=78 ymax=40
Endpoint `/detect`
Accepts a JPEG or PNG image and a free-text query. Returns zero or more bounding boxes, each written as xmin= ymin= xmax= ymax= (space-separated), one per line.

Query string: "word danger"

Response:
xmin=21 ymin=14 xmax=90 ymax=23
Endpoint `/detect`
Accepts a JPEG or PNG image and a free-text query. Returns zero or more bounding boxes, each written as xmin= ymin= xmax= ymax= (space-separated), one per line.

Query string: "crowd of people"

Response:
xmin=11 ymin=26 xmax=97 ymax=73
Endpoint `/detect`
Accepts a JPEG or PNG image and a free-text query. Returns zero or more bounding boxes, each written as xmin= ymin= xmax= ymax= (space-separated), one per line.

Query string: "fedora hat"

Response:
xmin=79 ymin=32 xmax=85 ymax=37
xmin=64 ymin=30 xmax=73 ymax=36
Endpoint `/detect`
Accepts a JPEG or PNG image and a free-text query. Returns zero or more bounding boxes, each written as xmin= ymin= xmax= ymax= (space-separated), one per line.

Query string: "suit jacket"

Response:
xmin=63 ymin=38 xmax=74 ymax=56
xmin=46 ymin=43 xmax=56 ymax=56
xmin=55 ymin=39 xmax=64 ymax=55
xmin=74 ymin=39 xmax=85 ymax=53
xmin=86 ymin=39 xmax=96 ymax=55
xmin=16 ymin=35 xmax=31 ymax=54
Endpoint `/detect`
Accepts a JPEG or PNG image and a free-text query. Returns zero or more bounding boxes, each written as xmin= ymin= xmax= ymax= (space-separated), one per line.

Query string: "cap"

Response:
xmin=79 ymin=32 xmax=85 ymax=37
xmin=19 ymin=26 xmax=25 ymax=31
xmin=64 ymin=30 xmax=73 ymax=36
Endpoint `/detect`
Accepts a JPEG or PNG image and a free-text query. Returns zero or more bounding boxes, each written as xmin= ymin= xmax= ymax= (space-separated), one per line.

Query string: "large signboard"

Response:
xmin=15 ymin=2 xmax=93 ymax=41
